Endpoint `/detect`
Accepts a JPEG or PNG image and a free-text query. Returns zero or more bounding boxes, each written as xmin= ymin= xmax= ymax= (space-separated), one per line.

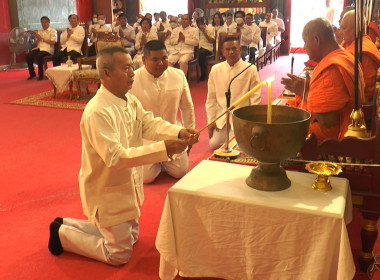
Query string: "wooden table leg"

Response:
xmin=53 ymin=85 xmax=57 ymax=98
xmin=69 ymin=81 xmax=73 ymax=100
xmin=359 ymin=214 xmax=379 ymax=272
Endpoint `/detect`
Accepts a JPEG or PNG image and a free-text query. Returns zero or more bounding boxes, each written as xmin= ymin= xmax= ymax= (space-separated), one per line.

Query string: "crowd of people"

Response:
xmin=26 ymin=8 xmax=285 ymax=81
xmin=33 ymin=4 xmax=380 ymax=268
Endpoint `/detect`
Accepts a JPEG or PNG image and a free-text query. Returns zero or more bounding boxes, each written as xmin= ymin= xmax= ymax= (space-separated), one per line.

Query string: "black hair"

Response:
xmin=40 ymin=16 xmax=50 ymax=22
xmin=140 ymin=17 xmax=152 ymax=29
xmin=234 ymin=11 xmax=245 ymax=19
xmin=212 ymin=12 xmax=224 ymax=26
xmin=68 ymin=14 xmax=79 ymax=21
xmin=196 ymin=17 xmax=205 ymax=25
xmin=143 ymin=40 xmax=167 ymax=57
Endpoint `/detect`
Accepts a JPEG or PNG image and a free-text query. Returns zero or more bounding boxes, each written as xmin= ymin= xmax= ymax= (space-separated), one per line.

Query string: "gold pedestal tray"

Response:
xmin=305 ymin=162 xmax=342 ymax=192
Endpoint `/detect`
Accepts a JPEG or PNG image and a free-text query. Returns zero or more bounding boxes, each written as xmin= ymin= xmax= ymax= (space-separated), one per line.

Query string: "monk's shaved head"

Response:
xmin=341 ymin=10 xmax=355 ymax=29
xmin=340 ymin=10 xmax=355 ymax=46
xmin=302 ymin=17 xmax=340 ymax=62
xmin=303 ymin=17 xmax=335 ymax=44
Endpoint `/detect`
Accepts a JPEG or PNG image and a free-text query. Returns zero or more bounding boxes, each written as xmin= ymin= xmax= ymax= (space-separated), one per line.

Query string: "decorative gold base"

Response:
xmin=344 ymin=124 xmax=368 ymax=138
xmin=214 ymin=148 xmax=240 ymax=158
xmin=305 ymin=161 xmax=342 ymax=192
xmin=311 ymin=175 xmax=332 ymax=192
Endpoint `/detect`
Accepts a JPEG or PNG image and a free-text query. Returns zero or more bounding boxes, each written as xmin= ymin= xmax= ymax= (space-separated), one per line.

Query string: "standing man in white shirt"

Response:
xmin=196 ymin=17 xmax=215 ymax=81
xmin=206 ymin=37 xmax=261 ymax=149
xmin=53 ymin=14 xmax=85 ymax=66
xmin=271 ymin=8 xmax=285 ymax=44
xmin=26 ymin=16 xmax=57 ymax=80
xmin=114 ymin=13 xmax=135 ymax=54
xmin=235 ymin=11 xmax=253 ymax=61
xmin=88 ymin=13 xmax=112 ymax=56
xmin=259 ymin=12 xmax=278 ymax=50
xmin=48 ymin=46 xmax=199 ymax=265
xmin=246 ymin=13 xmax=261 ymax=62
xmin=168 ymin=14 xmax=199 ymax=77
xmin=129 ymin=40 xmax=195 ymax=183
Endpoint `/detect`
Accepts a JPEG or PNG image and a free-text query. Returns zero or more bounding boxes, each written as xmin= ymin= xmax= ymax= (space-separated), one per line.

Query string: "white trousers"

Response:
xmin=59 ymin=216 xmax=139 ymax=265
xmin=209 ymin=124 xmax=234 ymax=150
xmin=168 ymin=53 xmax=194 ymax=76
xmin=143 ymin=151 xmax=188 ymax=183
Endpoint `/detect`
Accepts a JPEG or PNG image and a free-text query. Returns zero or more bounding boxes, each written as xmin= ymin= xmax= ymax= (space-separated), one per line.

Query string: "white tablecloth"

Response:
xmin=45 ymin=64 xmax=91 ymax=93
xmin=156 ymin=160 xmax=354 ymax=280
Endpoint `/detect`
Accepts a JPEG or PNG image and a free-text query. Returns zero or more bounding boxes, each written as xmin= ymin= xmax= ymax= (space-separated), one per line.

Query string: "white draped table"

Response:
xmin=156 ymin=160 xmax=355 ymax=280
xmin=45 ymin=64 xmax=91 ymax=99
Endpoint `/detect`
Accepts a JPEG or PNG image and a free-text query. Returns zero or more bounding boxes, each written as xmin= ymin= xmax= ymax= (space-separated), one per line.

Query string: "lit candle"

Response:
xmin=267 ymin=81 xmax=272 ymax=123
xmin=230 ymin=80 xmax=267 ymax=109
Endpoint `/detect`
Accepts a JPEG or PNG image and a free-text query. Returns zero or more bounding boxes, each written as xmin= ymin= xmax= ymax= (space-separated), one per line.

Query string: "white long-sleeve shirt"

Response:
xmin=206 ymin=59 xmax=261 ymax=129
xmin=247 ymin=23 xmax=261 ymax=49
xmin=35 ymin=27 xmax=57 ymax=54
xmin=60 ymin=25 xmax=85 ymax=53
xmin=271 ymin=17 xmax=285 ymax=43
xmin=79 ymin=85 xmax=182 ymax=227
xmin=259 ymin=21 xmax=278 ymax=47
xmin=129 ymin=66 xmax=195 ymax=129
xmin=169 ymin=25 xmax=199 ymax=55
xmin=114 ymin=24 xmax=135 ymax=50
xmin=237 ymin=24 xmax=253 ymax=47
xmin=135 ymin=29 xmax=158 ymax=53
xmin=199 ymin=25 xmax=215 ymax=52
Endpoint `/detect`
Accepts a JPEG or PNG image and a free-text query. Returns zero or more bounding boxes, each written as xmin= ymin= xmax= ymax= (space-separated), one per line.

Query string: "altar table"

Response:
xmin=156 ymin=160 xmax=355 ymax=280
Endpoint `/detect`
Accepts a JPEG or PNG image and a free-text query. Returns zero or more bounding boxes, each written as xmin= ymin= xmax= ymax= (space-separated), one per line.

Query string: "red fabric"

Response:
xmin=344 ymin=35 xmax=380 ymax=102
xmin=76 ymin=0 xmax=93 ymax=23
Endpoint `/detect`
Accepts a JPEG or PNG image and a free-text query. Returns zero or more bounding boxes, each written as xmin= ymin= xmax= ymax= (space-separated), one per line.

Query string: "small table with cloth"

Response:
xmin=156 ymin=160 xmax=355 ymax=280
xmin=45 ymin=63 xmax=91 ymax=99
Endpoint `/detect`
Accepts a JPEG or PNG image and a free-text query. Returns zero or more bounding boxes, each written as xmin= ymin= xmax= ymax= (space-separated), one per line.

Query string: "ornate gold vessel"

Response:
xmin=305 ymin=162 xmax=343 ymax=192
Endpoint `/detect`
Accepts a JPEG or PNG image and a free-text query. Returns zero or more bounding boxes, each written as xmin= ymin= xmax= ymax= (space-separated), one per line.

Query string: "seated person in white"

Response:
xmin=223 ymin=12 xmax=237 ymax=33
xmin=259 ymin=12 xmax=278 ymax=49
xmin=271 ymin=8 xmax=285 ymax=44
xmin=159 ymin=11 xmax=170 ymax=31
xmin=114 ymin=13 xmax=135 ymax=54
xmin=129 ymin=40 xmax=195 ymax=183
xmin=246 ymin=13 xmax=261 ymax=62
xmin=235 ymin=10 xmax=253 ymax=61
xmin=206 ymin=37 xmax=261 ymax=149
xmin=133 ymin=17 xmax=158 ymax=69
xmin=53 ymin=14 xmax=85 ymax=66
xmin=88 ymin=13 xmax=112 ymax=56
xmin=168 ymin=14 xmax=199 ymax=77
xmin=196 ymin=17 xmax=215 ymax=81
xmin=163 ymin=16 xmax=179 ymax=55
xmin=26 ymin=16 xmax=57 ymax=80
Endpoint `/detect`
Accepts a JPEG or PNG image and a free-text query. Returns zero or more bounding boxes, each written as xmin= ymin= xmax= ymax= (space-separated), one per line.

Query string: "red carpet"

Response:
xmin=1 ymin=55 xmax=378 ymax=280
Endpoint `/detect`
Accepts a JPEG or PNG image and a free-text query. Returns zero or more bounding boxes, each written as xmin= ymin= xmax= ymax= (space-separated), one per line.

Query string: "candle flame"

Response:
xmin=266 ymin=76 xmax=275 ymax=83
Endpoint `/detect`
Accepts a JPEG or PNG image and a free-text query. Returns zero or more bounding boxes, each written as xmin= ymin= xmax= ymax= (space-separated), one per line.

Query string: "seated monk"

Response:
xmin=281 ymin=17 xmax=365 ymax=144
xmin=368 ymin=21 xmax=380 ymax=44
xmin=341 ymin=10 xmax=380 ymax=103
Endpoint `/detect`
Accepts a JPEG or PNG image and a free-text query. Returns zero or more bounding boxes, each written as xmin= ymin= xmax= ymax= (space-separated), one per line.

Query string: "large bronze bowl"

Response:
xmin=232 ymin=105 xmax=311 ymax=191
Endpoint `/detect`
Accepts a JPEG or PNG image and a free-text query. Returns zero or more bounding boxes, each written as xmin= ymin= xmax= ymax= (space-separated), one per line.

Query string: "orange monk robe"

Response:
xmin=287 ymin=49 xmax=365 ymax=143
xmin=343 ymin=35 xmax=380 ymax=102
xmin=307 ymin=49 xmax=365 ymax=143
xmin=368 ymin=21 xmax=380 ymax=44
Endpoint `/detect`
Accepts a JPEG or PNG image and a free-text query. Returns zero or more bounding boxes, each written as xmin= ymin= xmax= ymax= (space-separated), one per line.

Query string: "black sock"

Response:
xmin=54 ymin=217 xmax=63 ymax=224
xmin=48 ymin=221 xmax=63 ymax=256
